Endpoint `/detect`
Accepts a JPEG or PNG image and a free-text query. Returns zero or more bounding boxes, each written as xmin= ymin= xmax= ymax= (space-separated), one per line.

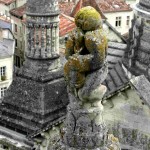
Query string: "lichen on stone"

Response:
xmin=75 ymin=6 xmax=102 ymax=31
xmin=64 ymin=6 xmax=108 ymax=90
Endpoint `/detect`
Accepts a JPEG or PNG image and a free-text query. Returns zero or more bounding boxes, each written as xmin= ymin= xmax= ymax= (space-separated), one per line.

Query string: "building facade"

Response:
xmin=0 ymin=39 xmax=15 ymax=101
xmin=0 ymin=16 xmax=15 ymax=101
xmin=125 ymin=0 xmax=139 ymax=5
xmin=97 ymin=0 xmax=133 ymax=35
xmin=0 ymin=0 xmax=16 ymax=16
xmin=0 ymin=0 xmax=27 ymax=68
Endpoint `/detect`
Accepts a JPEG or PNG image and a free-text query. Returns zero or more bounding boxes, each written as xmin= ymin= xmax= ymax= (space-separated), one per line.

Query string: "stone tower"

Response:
xmin=0 ymin=0 xmax=68 ymax=137
xmin=124 ymin=0 xmax=150 ymax=79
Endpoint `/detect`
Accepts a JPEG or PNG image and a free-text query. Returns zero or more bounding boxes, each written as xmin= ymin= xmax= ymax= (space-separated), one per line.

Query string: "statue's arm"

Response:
xmin=65 ymin=36 xmax=74 ymax=60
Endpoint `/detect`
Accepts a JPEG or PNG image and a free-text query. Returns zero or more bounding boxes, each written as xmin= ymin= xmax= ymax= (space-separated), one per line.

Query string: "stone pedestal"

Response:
xmin=63 ymin=103 xmax=107 ymax=149
xmin=62 ymin=67 xmax=108 ymax=150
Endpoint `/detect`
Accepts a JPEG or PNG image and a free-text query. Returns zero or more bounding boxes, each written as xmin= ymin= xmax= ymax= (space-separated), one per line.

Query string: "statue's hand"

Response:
xmin=65 ymin=28 xmax=84 ymax=59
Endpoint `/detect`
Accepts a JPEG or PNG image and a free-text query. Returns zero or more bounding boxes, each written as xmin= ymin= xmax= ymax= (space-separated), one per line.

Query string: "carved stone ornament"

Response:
xmin=62 ymin=6 xmax=121 ymax=150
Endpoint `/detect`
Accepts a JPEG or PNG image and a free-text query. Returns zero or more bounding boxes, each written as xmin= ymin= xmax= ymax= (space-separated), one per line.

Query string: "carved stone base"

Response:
xmin=62 ymin=97 xmax=107 ymax=149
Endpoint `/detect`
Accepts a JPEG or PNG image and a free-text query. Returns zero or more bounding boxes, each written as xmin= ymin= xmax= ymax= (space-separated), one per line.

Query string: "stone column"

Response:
xmin=46 ymin=26 xmax=51 ymax=58
xmin=30 ymin=26 xmax=35 ymax=57
xmin=34 ymin=24 xmax=40 ymax=58
xmin=26 ymin=25 xmax=31 ymax=56
xmin=41 ymin=25 xmax=46 ymax=58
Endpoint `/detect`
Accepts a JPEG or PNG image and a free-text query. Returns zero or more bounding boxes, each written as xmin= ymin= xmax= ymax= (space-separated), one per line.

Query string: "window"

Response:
xmin=0 ymin=66 xmax=6 ymax=81
xmin=115 ymin=16 xmax=121 ymax=27
xmin=126 ymin=16 xmax=130 ymax=26
xmin=0 ymin=87 xmax=7 ymax=99
xmin=15 ymin=24 xmax=17 ymax=32
xmin=0 ymin=66 xmax=6 ymax=76
xmin=15 ymin=55 xmax=21 ymax=68
xmin=15 ymin=39 xmax=18 ymax=47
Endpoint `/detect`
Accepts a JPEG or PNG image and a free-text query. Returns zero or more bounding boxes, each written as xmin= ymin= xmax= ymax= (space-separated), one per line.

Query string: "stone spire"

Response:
xmin=123 ymin=0 xmax=150 ymax=79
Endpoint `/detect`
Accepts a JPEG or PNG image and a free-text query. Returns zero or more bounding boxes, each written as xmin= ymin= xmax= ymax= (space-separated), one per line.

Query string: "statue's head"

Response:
xmin=75 ymin=6 xmax=102 ymax=31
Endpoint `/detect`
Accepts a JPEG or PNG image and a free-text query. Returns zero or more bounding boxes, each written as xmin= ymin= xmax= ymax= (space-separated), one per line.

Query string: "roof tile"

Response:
xmin=59 ymin=14 xmax=76 ymax=37
xmin=97 ymin=0 xmax=132 ymax=13
xmin=0 ymin=0 xmax=15 ymax=5
xmin=10 ymin=4 xmax=26 ymax=18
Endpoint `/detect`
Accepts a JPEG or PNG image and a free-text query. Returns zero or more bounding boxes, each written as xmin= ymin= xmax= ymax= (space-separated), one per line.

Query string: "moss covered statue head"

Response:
xmin=75 ymin=6 xmax=102 ymax=31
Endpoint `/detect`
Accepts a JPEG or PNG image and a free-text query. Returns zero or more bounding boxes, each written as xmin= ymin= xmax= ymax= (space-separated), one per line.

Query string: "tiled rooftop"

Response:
xmin=59 ymin=14 xmax=75 ymax=37
xmin=71 ymin=0 xmax=106 ymax=19
xmin=103 ymin=61 xmax=129 ymax=98
xmin=9 ymin=3 xmax=75 ymax=37
xmin=59 ymin=2 xmax=75 ymax=16
xmin=0 ymin=0 xmax=15 ymax=5
xmin=107 ymin=42 xmax=127 ymax=70
xmin=9 ymin=2 xmax=74 ymax=18
xmin=97 ymin=0 xmax=132 ymax=13
xmin=103 ymin=42 xmax=128 ymax=97
xmin=10 ymin=4 xmax=26 ymax=18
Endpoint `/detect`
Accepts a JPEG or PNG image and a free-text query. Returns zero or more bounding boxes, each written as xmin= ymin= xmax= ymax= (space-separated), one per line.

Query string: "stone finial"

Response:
xmin=61 ymin=6 xmax=117 ymax=150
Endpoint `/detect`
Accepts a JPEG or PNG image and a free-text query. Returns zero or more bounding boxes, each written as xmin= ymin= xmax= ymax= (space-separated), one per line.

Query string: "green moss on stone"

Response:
xmin=75 ymin=6 xmax=102 ymax=31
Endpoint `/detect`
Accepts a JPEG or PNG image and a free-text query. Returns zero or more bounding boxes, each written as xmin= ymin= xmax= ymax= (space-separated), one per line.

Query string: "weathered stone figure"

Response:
xmin=64 ymin=6 xmax=107 ymax=91
xmin=62 ymin=6 xmax=120 ymax=150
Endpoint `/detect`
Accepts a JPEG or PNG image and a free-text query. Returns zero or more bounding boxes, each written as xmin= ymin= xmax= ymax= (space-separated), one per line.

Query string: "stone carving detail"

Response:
xmin=27 ymin=0 xmax=59 ymax=14
xmin=26 ymin=0 xmax=60 ymax=59
xmin=62 ymin=6 xmax=120 ymax=150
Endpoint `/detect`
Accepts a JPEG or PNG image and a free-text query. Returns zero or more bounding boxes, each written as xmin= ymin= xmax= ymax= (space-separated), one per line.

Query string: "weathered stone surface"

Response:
xmin=78 ymin=64 xmax=108 ymax=102
xmin=64 ymin=6 xmax=107 ymax=90
xmin=138 ymin=0 xmax=150 ymax=12
xmin=124 ymin=0 xmax=150 ymax=79
xmin=75 ymin=6 xmax=102 ymax=31
xmin=0 ymin=74 xmax=68 ymax=134
xmin=62 ymin=6 xmax=120 ymax=150
xmin=19 ymin=57 xmax=63 ymax=82
xmin=0 ymin=0 xmax=68 ymax=139
xmin=27 ymin=0 xmax=59 ymax=15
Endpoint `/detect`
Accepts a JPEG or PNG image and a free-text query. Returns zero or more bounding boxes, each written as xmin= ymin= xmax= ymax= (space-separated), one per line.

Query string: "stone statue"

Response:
xmin=64 ymin=6 xmax=108 ymax=100
xmin=62 ymin=6 xmax=120 ymax=150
